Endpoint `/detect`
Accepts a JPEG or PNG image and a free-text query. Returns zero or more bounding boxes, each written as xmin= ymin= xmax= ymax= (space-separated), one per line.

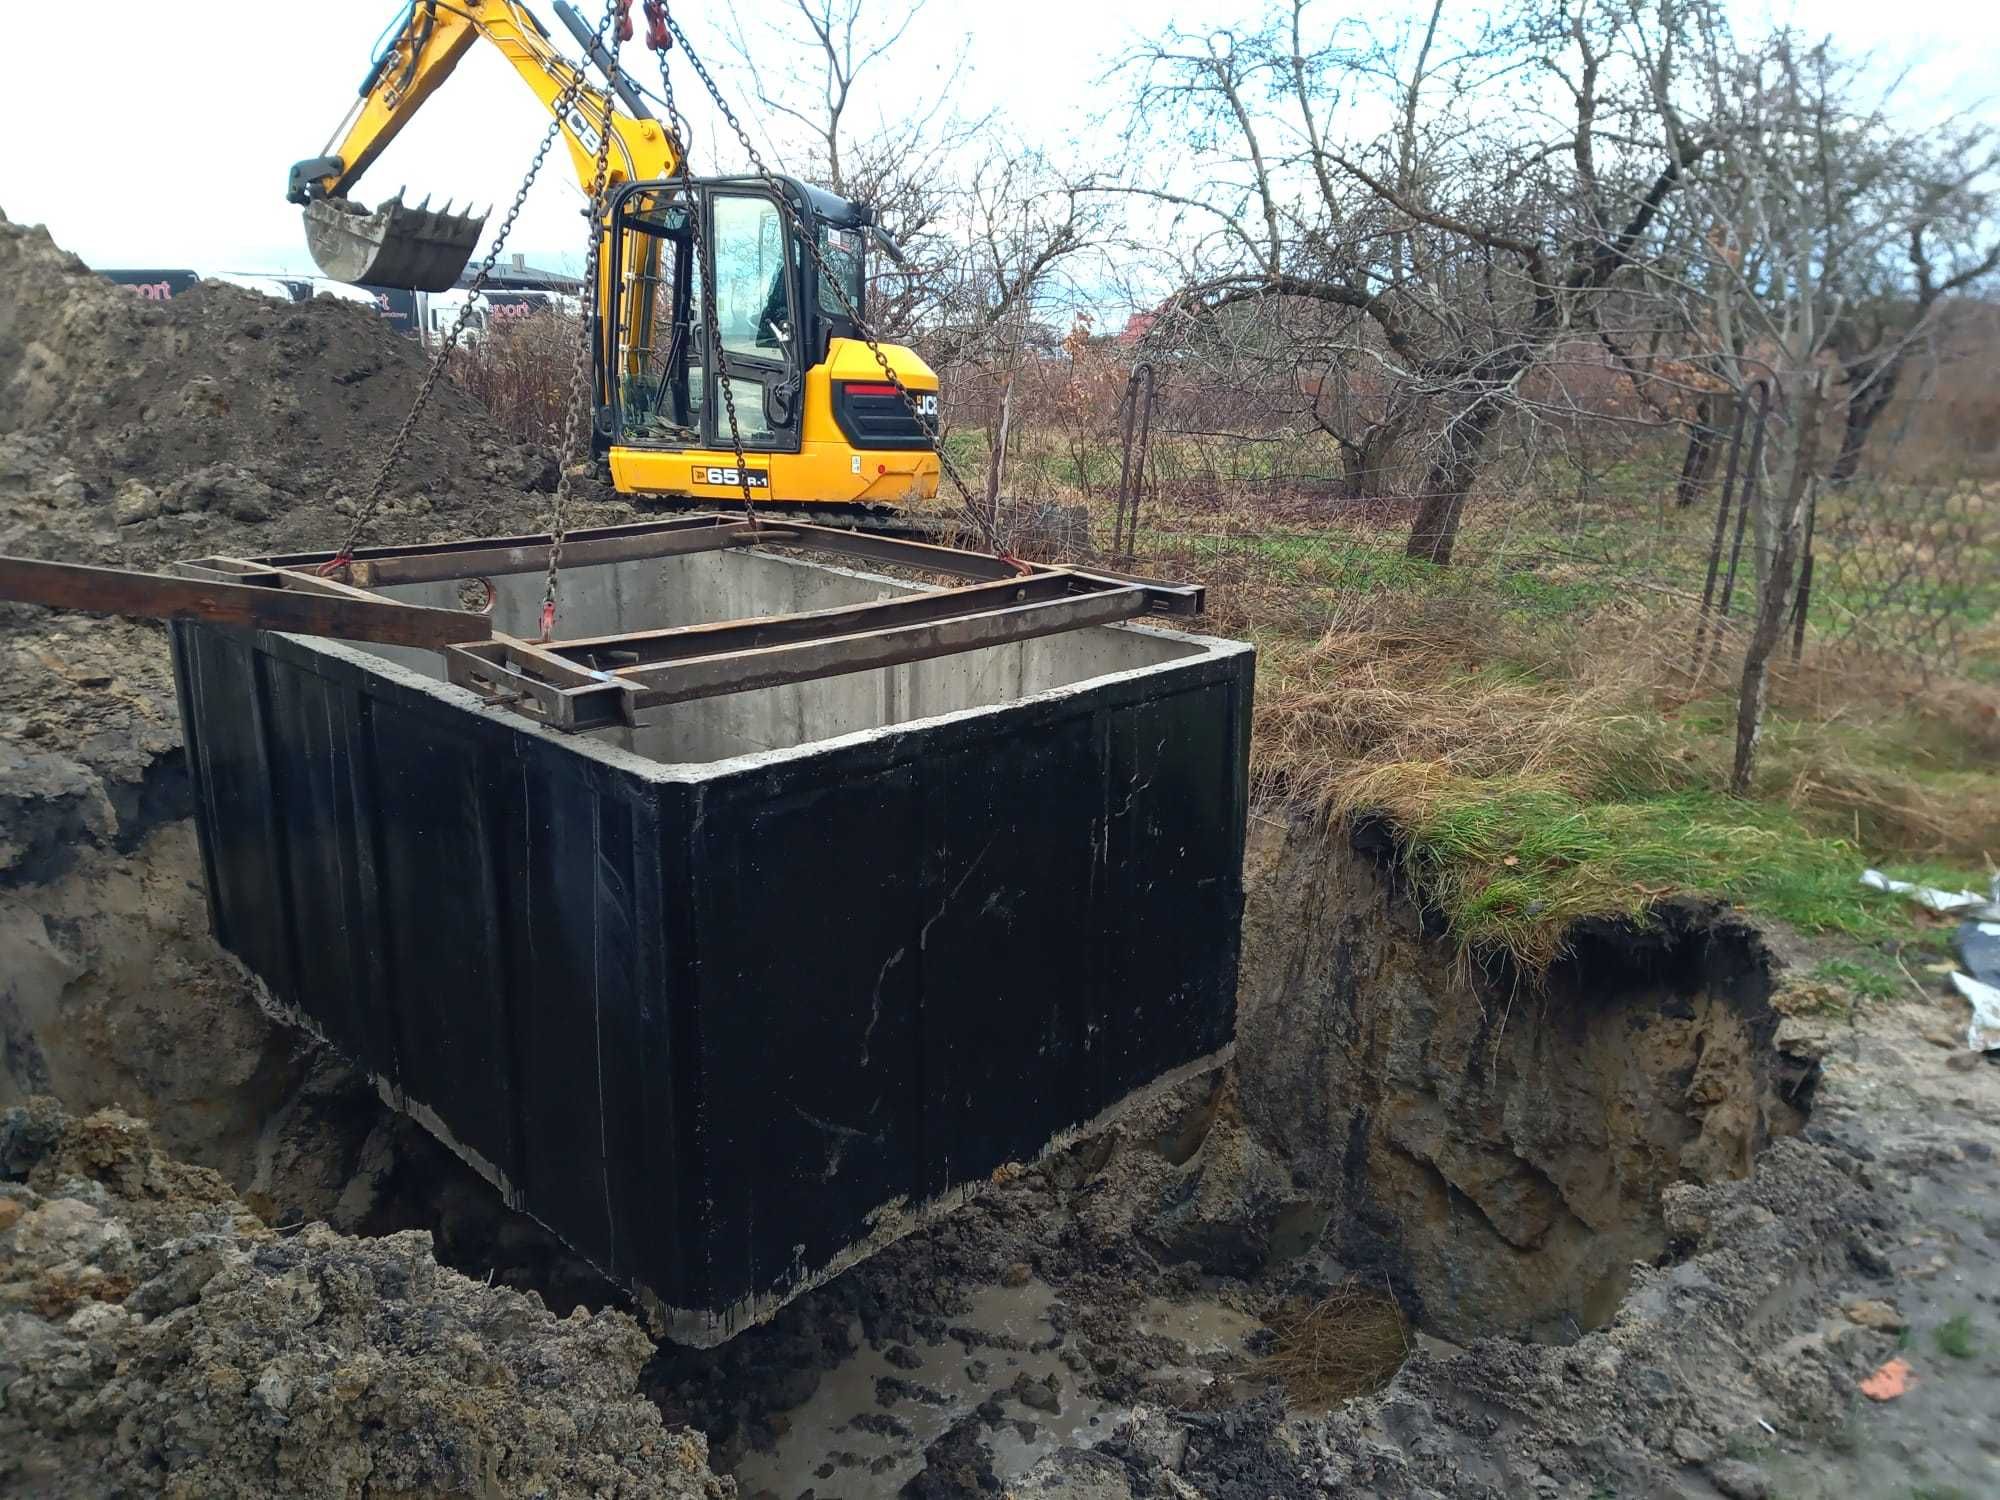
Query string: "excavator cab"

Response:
xmin=603 ymin=177 xmax=933 ymax=484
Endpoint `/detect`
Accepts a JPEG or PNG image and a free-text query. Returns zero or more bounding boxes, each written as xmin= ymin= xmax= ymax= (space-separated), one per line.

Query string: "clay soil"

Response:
xmin=4 ymin=211 xmax=1999 ymax=1499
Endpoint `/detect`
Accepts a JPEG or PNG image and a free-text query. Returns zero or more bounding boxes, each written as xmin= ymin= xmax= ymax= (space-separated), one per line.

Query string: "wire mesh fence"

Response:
xmin=949 ymin=378 xmax=2000 ymax=683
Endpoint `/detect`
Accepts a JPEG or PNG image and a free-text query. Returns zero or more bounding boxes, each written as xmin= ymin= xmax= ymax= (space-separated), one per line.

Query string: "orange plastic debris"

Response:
xmin=1860 ymin=1357 xmax=1915 ymax=1401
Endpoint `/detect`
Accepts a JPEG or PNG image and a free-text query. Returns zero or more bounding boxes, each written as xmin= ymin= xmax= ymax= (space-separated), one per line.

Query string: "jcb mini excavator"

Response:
xmin=287 ymin=0 xmax=943 ymax=521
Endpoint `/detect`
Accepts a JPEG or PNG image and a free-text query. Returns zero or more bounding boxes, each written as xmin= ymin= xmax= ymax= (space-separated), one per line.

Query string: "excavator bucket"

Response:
xmin=301 ymin=194 xmax=487 ymax=293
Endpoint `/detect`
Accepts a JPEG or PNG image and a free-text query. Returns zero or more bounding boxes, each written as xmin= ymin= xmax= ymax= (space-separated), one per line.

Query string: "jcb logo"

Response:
xmin=914 ymin=392 xmax=939 ymax=417
xmin=692 ymin=465 xmax=770 ymax=488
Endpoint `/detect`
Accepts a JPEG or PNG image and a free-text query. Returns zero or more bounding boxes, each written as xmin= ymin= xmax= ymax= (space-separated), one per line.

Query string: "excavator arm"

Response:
xmin=289 ymin=0 xmax=679 ymax=290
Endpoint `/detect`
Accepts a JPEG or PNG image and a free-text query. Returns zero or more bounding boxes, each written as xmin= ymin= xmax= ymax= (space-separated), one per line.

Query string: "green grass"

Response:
xmin=1810 ymin=958 xmax=1907 ymax=1003
xmin=1912 ymin=1485 xmax=1973 ymax=1500
xmin=1934 ymin=1314 xmax=1978 ymax=1360
xmin=1396 ymin=784 xmax=1969 ymax=967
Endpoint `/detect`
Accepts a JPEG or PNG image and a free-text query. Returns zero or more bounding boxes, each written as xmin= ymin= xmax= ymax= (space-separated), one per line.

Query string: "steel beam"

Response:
xmin=619 ymin=587 xmax=1153 ymax=714
xmin=0 ymin=555 xmax=490 ymax=649
xmin=251 ymin=515 xmax=772 ymax=587
xmin=548 ymin=570 xmax=1092 ymax=667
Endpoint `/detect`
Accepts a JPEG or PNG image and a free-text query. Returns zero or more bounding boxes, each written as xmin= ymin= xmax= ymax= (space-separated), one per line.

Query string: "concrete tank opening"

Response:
xmin=355 ymin=547 xmax=1213 ymax=765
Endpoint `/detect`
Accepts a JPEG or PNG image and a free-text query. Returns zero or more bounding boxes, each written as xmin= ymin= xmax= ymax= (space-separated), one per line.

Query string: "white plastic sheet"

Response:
xmin=1953 ymin=971 xmax=2000 ymax=1053
xmin=1859 ymin=869 xmax=1990 ymax=914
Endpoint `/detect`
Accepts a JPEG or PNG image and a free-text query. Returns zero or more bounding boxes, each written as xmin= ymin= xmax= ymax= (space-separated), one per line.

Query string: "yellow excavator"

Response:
xmin=287 ymin=0 xmax=942 ymax=519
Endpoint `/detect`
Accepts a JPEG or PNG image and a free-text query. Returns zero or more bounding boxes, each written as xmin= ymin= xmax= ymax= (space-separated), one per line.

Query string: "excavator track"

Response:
xmin=628 ymin=496 xmax=954 ymax=538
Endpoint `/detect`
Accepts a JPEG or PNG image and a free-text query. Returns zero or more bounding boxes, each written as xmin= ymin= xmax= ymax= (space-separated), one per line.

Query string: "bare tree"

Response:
xmin=1118 ymin=0 xmax=1726 ymax=565
xmin=1829 ymin=140 xmax=2000 ymax=482
xmin=717 ymin=0 xmax=991 ymax=340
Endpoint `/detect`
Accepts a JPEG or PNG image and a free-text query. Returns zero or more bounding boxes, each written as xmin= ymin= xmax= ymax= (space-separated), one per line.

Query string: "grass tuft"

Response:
xmin=1262 ymin=1283 xmax=1411 ymax=1406
xmin=1810 ymin=958 xmax=1906 ymax=1003
xmin=1935 ymin=1313 xmax=1978 ymax=1360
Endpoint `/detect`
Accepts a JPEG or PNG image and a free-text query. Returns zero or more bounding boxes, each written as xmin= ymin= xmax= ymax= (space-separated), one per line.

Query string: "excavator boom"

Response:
xmin=289 ymin=0 xmax=677 ymax=291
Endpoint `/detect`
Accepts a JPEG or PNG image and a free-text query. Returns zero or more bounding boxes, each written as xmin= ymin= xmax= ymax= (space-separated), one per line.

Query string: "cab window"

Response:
xmin=712 ymin=194 xmax=791 ymax=361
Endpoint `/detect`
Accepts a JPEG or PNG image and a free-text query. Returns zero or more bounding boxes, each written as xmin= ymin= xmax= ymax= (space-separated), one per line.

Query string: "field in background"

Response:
xmin=971 ymin=385 xmax=2000 ymax=976
xmin=451 ymin=316 xmax=2000 ymax=978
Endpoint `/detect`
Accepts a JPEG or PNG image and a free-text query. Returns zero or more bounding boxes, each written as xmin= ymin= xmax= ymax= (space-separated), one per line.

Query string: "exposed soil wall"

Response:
xmin=1235 ymin=811 xmax=1819 ymax=1343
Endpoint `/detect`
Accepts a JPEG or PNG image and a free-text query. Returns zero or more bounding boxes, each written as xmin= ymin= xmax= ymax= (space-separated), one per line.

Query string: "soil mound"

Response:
xmin=0 ymin=1096 xmax=730 ymax=1498
xmin=0 ymin=210 xmax=626 ymax=876
xmin=0 ymin=208 xmax=566 ymax=573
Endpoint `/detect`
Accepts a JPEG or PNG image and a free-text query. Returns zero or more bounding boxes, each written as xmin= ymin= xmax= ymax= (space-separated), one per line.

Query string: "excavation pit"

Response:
xmin=1234 ymin=817 xmax=1822 ymax=1346
xmin=166 ymin=531 xmax=1254 ymax=1345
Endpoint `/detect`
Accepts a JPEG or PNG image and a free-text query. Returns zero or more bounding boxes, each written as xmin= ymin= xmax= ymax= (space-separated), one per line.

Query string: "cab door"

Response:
xmin=702 ymin=190 xmax=803 ymax=454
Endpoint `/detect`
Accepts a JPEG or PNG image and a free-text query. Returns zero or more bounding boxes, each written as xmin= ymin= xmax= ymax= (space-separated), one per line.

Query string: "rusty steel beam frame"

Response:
xmin=549 ymin=570 xmax=1091 ymax=668
xmin=617 ymin=586 xmax=1154 ymax=715
xmin=0 ymin=554 xmax=491 ymax=650
xmin=171 ymin=515 xmax=1205 ymax=731
xmin=218 ymin=515 xmax=771 ymax=589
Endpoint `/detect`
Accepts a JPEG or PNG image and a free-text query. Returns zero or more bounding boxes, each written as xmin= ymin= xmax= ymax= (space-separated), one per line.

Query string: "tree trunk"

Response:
xmin=1405 ymin=396 xmax=1503 ymax=566
xmin=1341 ymin=414 xmax=1410 ymax=499
xmin=1675 ymin=395 xmax=1730 ymax=506
xmin=1830 ymin=352 xmax=1902 ymax=485
xmin=983 ymin=373 xmax=1014 ymax=533
xmin=1731 ymin=380 xmax=1825 ymax=796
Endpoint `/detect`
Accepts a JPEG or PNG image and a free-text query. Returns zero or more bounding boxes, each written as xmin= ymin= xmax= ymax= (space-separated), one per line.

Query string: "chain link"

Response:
xmin=656 ymin=5 xmax=1002 ymax=550
xmin=642 ymin=12 xmax=760 ymax=529
xmin=328 ymin=4 xmax=620 ymax=573
xmin=539 ymin=0 xmax=627 ymax=638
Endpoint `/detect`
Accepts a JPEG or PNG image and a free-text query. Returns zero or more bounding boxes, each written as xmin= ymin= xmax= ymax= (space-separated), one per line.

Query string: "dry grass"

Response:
xmin=1217 ymin=577 xmax=2000 ymax=965
xmin=1261 ymin=1283 xmax=1412 ymax=1407
xmin=1238 ymin=581 xmax=2000 ymax=848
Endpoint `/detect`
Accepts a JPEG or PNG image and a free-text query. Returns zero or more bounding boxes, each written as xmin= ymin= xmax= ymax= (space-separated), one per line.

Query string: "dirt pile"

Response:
xmin=0 ymin=1096 xmax=731 ymax=1499
xmin=0 ymin=214 xmax=631 ymax=1285
xmin=0 ymin=209 xmax=609 ymax=869
xmin=0 ymin=209 xmax=561 ymax=573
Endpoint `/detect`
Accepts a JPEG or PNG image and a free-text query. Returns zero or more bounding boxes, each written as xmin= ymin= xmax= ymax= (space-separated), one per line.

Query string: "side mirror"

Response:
xmin=766 ymin=376 xmax=799 ymax=428
xmin=870 ymin=224 xmax=906 ymax=266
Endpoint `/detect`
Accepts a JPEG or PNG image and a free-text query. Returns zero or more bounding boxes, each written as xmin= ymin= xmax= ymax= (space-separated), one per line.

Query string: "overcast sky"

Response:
xmin=2 ymin=0 xmax=1993 ymax=282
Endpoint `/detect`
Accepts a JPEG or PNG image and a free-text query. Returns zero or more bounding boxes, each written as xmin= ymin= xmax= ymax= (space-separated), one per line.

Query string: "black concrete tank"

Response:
xmin=168 ymin=547 xmax=1252 ymax=1343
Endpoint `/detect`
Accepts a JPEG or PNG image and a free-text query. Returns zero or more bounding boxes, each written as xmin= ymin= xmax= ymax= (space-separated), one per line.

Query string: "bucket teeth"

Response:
xmin=301 ymin=191 xmax=488 ymax=293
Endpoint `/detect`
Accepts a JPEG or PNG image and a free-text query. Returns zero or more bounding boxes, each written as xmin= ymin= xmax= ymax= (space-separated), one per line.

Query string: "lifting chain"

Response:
xmin=640 ymin=2 xmax=760 ymax=532
xmin=326 ymin=0 xmax=623 ymax=577
xmin=653 ymin=4 xmax=1004 ymax=552
xmin=538 ymin=0 xmax=628 ymax=639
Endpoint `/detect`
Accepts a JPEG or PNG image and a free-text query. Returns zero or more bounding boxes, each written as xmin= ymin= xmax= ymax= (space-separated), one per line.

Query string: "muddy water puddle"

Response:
xmin=732 ymin=1280 xmax=1262 ymax=1497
